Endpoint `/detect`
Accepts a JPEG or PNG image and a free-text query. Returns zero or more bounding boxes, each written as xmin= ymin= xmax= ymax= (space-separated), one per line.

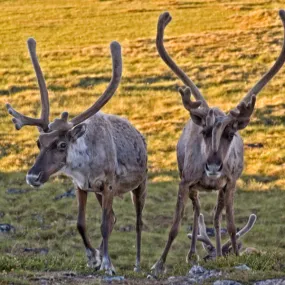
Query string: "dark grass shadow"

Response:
xmin=74 ymin=76 xmax=111 ymax=88
xmin=241 ymin=174 xmax=279 ymax=184
xmin=252 ymin=103 xmax=285 ymax=126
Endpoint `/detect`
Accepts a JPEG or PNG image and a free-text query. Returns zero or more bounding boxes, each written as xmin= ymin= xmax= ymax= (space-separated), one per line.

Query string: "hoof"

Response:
xmin=134 ymin=265 xmax=140 ymax=272
xmin=186 ymin=252 xmax=200 ymax=265
xmin=86 ymin=248 xmax=101 ymax=270
xmin=150 ymin=259 xmax=165 ymax=277
xmin=100 ymin=256 xmax=116 ymax=275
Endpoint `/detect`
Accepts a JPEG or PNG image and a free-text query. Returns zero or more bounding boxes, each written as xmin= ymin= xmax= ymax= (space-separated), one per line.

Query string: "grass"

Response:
xmin=0 ymin=0 xmax=285 ymax=284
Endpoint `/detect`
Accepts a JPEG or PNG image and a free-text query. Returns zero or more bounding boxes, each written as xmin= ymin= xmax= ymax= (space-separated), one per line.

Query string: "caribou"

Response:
xmin=6 ymin=38 xmax=147 ymax=275
xmin=188 ymin=213 xmax=257 ymax=261
xmin=151 ymin=10 xmax=285 ymax=276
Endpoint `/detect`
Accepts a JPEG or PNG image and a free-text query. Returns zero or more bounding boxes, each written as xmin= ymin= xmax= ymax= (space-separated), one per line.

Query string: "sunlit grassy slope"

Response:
xmin=0 ymin=0 xmax=285 ymax=283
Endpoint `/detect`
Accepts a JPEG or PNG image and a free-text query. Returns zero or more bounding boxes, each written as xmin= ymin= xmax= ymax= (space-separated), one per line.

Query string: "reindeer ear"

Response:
xmin=68 ymin=124 xmax=86 ymax=142
xmin=190 ymin=112 xmax=205 ymax=126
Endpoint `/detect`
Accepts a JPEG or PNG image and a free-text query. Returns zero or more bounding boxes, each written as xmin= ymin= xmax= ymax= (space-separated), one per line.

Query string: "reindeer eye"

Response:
xmin=228 ymin=133 xmax=235 ymax=140
xmin=201 ymin=128 xmax=211 ymax=138
xmin=57 ymin=142 xmax=67 ymax=151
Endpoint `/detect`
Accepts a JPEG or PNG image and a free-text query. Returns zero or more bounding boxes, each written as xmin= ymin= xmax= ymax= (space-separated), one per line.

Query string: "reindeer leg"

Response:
xmin=225 ymin=184 xmax=238 ymax=256
xmin=151 ymin=181 xmax=188 ymax=277
xmin=76 ymin=188 xmax=101 ymax=269
xmin=187 ymin=189 xmax=200 ymax=264
xmin=100 ymin=184 xmax=116 ymax=275
xmin=131 ymin=179 xmax=147 ymax=272
xmin=214 ymin=188 xmax=225 ymax=257
xmin=95 ymin=193 xmax=116 ymax=258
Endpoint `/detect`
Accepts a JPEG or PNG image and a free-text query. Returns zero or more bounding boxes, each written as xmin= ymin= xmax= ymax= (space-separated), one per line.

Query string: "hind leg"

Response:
xmin=131 ymin=179 xmax=147 ymax=272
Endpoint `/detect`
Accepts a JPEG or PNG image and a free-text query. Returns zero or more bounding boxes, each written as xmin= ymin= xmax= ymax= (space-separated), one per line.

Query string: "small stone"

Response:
xmin=23 ymin=248 xmax=49 ymax=255
xmin=6 ymin=188 xmax=29 ymax=194
xmin=213 ymin=281 xmax=242 ymax=285
xmin=254 ymin=279 xmax=285 ymax=285
xmin=103 ymin=276 xmax=125 ymax=282
xmin=0 ymin=224 xmax=15 ymax=233
xmin=189 ymin=265 xmax=205 ymax=275
xmin=235 ymin=264 xmax=251 ymax=271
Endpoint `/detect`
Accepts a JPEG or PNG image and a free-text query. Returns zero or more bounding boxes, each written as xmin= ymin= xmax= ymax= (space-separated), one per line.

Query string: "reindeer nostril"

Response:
xmin=218 ymin=163 xmax=223 ymax=172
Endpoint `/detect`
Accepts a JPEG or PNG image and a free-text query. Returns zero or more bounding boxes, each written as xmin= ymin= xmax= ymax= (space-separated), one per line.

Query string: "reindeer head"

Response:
xmin=6 ymin=38 xmax=122 ymax=187
xmin=156 ymin=11 xmax=285 ymax=179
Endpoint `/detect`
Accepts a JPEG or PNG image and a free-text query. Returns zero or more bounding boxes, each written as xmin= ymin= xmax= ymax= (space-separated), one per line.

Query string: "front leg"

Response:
xmin=151 ymin=181 xmax=188 ymax=277
xmin=187 ymin=190 xmax=200 ymax=264
xmin=214 ymin=188 xmax=225 ymax=257
xmin=225 ymin=182 xmax=238 ymax=255
xmin=100 ymin=184 xmax=116 ymax=275
xmin=77 ymin=188 xmax=101 ymax=269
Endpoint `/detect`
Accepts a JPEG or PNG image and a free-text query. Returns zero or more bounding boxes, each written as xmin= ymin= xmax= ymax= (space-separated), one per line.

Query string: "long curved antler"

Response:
xmin=228 ymin=10 xmax=285 ymax=130
xmin=156 ymin=12 xmax=209 ymax=109
xmin=48 ymin=41 xmax=122 ymax=132
xmin=6 ymin=38 xmax=50 ymax=132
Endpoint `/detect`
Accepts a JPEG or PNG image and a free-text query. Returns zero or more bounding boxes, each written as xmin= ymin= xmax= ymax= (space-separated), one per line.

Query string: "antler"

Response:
xmin=221 ymin=214 xmax=257 ymax=253
xmin=187 ymin=213 xmax=257 ymax=259
xmin=48 ymin=41 xmax=122 ymax=131
xmin=229 ymin=10 xmax=285 ymax=129
xmin=156 ymin=12 xmax=209 ymax=109
xmin=188 ymin=213 xmax=215 ymax=252
xmin=6 ymin=38 xmax=50 ymax=132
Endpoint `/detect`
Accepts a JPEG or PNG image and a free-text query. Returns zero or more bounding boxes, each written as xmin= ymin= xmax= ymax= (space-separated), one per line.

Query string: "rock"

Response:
xmin=54 ymin=188 xmax=76 ymax=200
xmin=188 ymin=265 xmax=221 ymax=283
xmin=254 ymin=279 xmax=285 ymax=285
xmin=23 ymin=248 xmax=49 ymax=254
xmin=0 ymin=223 xmax=15 ymax=233
xmin=213 ymin=281 xmax=242 ymax=285
xmin=189 ymin=265 xmax=205 ymax=275
xmin=103 ymin=276 xmax=125 ymax=282
xmin=235 ymin=264 xmax=251 ymax=271
xmin=6 ymin=188 xmax=29 ymax=194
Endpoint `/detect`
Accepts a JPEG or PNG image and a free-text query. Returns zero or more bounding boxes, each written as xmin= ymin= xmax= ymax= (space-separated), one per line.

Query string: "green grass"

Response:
xmin=0 ymin=0 xmax=285 ymax=283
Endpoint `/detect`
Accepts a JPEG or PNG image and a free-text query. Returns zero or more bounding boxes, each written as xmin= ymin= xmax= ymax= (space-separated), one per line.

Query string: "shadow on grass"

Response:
xmin=251 ymin=103 xmax=285 ymax=126
xmin=74 ymin=76 xmax=111 ymax=88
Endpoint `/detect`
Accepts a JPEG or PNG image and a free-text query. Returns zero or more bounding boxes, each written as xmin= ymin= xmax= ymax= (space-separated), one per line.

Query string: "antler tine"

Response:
xmin=27 ymin=38 xmax=50 ymax=130
xmin=6 ymin=103 xmax=46 ymax=130
xmin=70 ymin=41 xmax=122 ymax=127
xmin=178 ymin=86 xmax=202 ymax=109
xmin=222 ymin=214 xmax=257 ymax=251
xmin=188 ymin=214 xmax=215 ymax=251
xmin=156 ymin=12 xmax=209 ymax=109
xmin=239 ymin=10 xmax=285 ymax=105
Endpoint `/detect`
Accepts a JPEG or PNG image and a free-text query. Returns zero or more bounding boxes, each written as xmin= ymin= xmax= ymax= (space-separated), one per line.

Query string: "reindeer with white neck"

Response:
xmin=151 ymin=10 xmax=285 ymax=276
xmin=6 ymin=39 xmax=147 ymax=275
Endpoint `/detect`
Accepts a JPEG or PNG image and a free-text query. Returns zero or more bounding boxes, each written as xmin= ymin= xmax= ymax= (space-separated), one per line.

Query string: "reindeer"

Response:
xmin=151 ymin=10 xmax=285 ymax=276
xmin=187 ymin=213 xmax=257 ymax=261
xmin=6 ymin=38 xmax=147 ymax=275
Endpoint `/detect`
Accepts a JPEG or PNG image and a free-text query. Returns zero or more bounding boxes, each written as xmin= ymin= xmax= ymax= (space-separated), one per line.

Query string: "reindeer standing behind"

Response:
xmin=151 ymin=10 xmax=285 ymax=276
xmin=6 ymin=39 xmax=147 ymax=275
